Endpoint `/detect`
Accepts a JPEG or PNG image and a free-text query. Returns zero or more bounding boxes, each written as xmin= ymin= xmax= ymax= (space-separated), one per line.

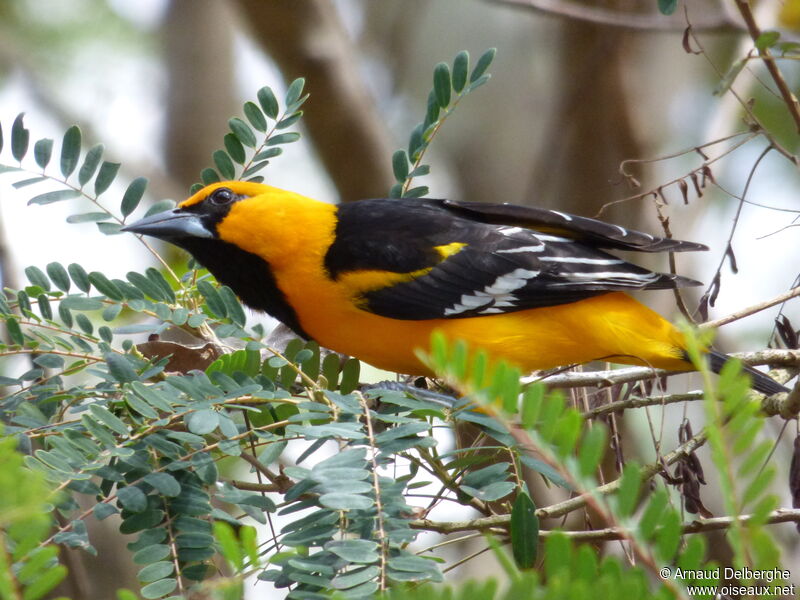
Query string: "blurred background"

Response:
xmin=1 ymin=0 xmax=800 ymax=597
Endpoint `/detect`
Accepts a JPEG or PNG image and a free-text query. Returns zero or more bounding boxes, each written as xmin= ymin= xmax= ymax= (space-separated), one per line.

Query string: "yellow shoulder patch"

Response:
xmin=338 ymin=267 xmax=433 ymax=297
xmin=434 ymin=242 xmax=467 ymax=259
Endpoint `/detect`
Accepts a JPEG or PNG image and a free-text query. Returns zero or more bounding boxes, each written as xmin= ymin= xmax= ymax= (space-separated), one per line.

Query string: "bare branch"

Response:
xmin=697 ymin=144 xmax=773 ymax=319
xmin=412 ymin=508 xmax=800 ymax=540
xmin=536 ymin=350 xmax=800 ymax=390
xmin=702 ymin=285 xmax=800 ymax=330
xmin=582 ymin=391 xmax=704 ymax=419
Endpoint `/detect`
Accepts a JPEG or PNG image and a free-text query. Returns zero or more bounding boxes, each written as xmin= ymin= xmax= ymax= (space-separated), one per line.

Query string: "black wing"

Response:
xmin=325 ymin=198 xmax=705 ymax=320
xmin=442 ymin=200 xmax=708 ymax=253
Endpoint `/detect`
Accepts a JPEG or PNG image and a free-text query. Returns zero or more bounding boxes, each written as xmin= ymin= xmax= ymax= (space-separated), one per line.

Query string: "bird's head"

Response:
xmin=122 ymin=181 xmax=273 ymax=242
xmin=123 ymin=181 xmax=336 ymax=269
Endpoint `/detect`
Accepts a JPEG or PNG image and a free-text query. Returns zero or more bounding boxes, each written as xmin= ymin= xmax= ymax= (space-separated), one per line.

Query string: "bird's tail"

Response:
xmin=706 ymin=349 xmax=789 ymax=396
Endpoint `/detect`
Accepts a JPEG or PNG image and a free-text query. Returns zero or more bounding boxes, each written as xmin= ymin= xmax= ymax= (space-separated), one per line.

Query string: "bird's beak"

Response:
xmin=122 ymin=209 xmax=214 ymax=240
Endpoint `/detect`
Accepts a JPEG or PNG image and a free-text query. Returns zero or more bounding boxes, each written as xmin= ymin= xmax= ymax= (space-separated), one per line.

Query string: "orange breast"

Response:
xmin=284 ymin=288 xmax=690 ymax=376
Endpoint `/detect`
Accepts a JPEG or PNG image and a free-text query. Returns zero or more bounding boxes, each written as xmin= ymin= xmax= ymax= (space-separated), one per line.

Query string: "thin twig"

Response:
xmin=582 ymin=391 xmax=704 ymax=419
xmin=696 ymin=144 xmax=773 ymax=318
xmin=702 ymin=286 xmax=800 ymax=330
xmin=413 ymin=508 xmax=800 ymax=540
xmin=734 ymin=0 xmax=800 ymax=133
xmin=358 ymin=392 xmax=388 ymax=592
xmin=686 ymin=22 xmax=798 ymax=166
xmin=596 ymin=131 xmax=759 ymax=217
xmin=535 ymin=349 xmax=800 ymax=390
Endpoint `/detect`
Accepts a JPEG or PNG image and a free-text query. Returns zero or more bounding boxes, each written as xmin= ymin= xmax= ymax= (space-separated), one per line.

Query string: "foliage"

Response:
xmin=390 ymin=48 xmax=495 ymax=199
xmin=0 ymin=429 xmax=67 ymax=600
xmin=0 ymin=46 xmax=796 ymax=600
xmin=195 ymin=78 xmax=307 ymax=193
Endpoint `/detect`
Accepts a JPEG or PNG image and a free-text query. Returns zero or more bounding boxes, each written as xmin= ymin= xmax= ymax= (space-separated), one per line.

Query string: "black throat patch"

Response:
xmin=175 ymin=237 xmax=310 ymax=339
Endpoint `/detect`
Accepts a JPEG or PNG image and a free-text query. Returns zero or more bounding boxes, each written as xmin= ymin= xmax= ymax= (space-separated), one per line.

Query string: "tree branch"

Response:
xmin=702 ymin=285 xmax=800 ymax=330
xmin=413 ymin=508 xmax=800 ymax=539
xmin=582 ymin=391 xmax=704 ymax=419
xmin=536 ymin=349 xmax=800 ymax=390
xmin=733 ymin=0 xmax=800 ymax=134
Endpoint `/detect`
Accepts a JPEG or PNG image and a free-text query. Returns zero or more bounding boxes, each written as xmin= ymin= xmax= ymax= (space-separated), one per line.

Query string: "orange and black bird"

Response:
xmin=123 ymin=181 xmax=786 ymax=396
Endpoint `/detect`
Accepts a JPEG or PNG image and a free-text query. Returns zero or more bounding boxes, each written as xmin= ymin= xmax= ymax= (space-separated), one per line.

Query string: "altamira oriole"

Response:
xmin=123 ymin=181 xmax=786 ymax=396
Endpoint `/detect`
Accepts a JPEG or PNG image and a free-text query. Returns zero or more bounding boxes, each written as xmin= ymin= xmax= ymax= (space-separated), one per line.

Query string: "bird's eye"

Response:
xmin=209 ymin=187 xmax=235 ymax=206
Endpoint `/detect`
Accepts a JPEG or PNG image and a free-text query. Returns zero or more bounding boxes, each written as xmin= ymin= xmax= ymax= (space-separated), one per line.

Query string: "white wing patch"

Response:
xmin=547 ymin=271 xmax=661 ymax=287
xmin=539 ymin=256 xmax=624 ymax=265
xmin=498 ymin=226 xmax=526 ymax=236
xmin=444 ymin=268 xmax=540 ymax=316
xmin=496 ymin=244 xmax=545 ymax=254
xmin=531 ymin=233 xmax=572 ymax=243
xmin=564 ymin=271 xmax=658 ymax=280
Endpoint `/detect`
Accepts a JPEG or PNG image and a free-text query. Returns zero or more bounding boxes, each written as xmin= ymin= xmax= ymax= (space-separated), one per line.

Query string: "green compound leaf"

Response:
xmin=228 ymin=117 xmax=256 ymax=148
xmin=284 ymin=77 xmax=305 ymax=107
xmin=67 ymin=262 xmax=91 ymax=292
xmin=60 ymin=125 xmax=82 ymax=178
xmin=243 ymin=101 xmax=267 ymax=132
xmin=28 ymin=189 xmax=80 ymax=206
xmin=197 ymin=279 xmax=227 ymax=319
xmin=616 ymin=462 xmax=642 ymax=517
xmin=257 ymin=86 xmax=279 ymax=119
xmin=510 ymin=490 xmax=539 ymax=569
xmin=318 ymin=492 xmax=374 ymax=510
xmin=121 ymin=177 xmax=147 ymax=217
xmin=578 ymin=425 xmax=607 ymax=477
xmin=140 ymin=578 xmax=177 ymax=600
xmin=34 ymin=138 xmax=53 ymax=169
xmin=89 ymin=271 xmax=124 ymax=300
xmin=144 ymin=199 xmax=175 ymax=217
xmin=78 ymin=144 xmax=104 ymax=187
xmin=470 ymin=47 xmax=496 ymax=83
xmin=66 ymin=211 xmax=111 ymax=224
xmin=137 ymin=561 xmax=174 ymax=584
xmin=266 ymin=132 xmax=300 ymax=146
xmin=433 ymin=62 xmax=452 ymax=107
xmin=13 ymin=176 xmax=47 ymax=189
xmin=105 ymin=352 xmax=140 ymax=383
xmin=224 ymin=133 xmax=246 ymax=164
xmin=117 ymin=485 xmax=148 ymax=513
xmin=24 ymin=266 xmax=50 ymax=291
xmin=94 ymin=161 xmax=121 ymax=196
xmin=392 ymin=149 xmax=409 ymax=183
xmin=143 ymin=472 xmax=181 ymax=497
xmin=277 ymin=111 xmax=303 ymax=130
xmin=213 ymin=150 xmax=236 ymax=180
xmin=325 ymin=539 xmax=379 ymax=564
xmin=214 ymin=521 xmax=243 ymax=569
xmin=11 ymin=113 xmax=29 ymax=162
xmin=452 ymin=50 xmax=469 ymax=93
xmin=186 ymin=409 xmax=219 ymax=435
